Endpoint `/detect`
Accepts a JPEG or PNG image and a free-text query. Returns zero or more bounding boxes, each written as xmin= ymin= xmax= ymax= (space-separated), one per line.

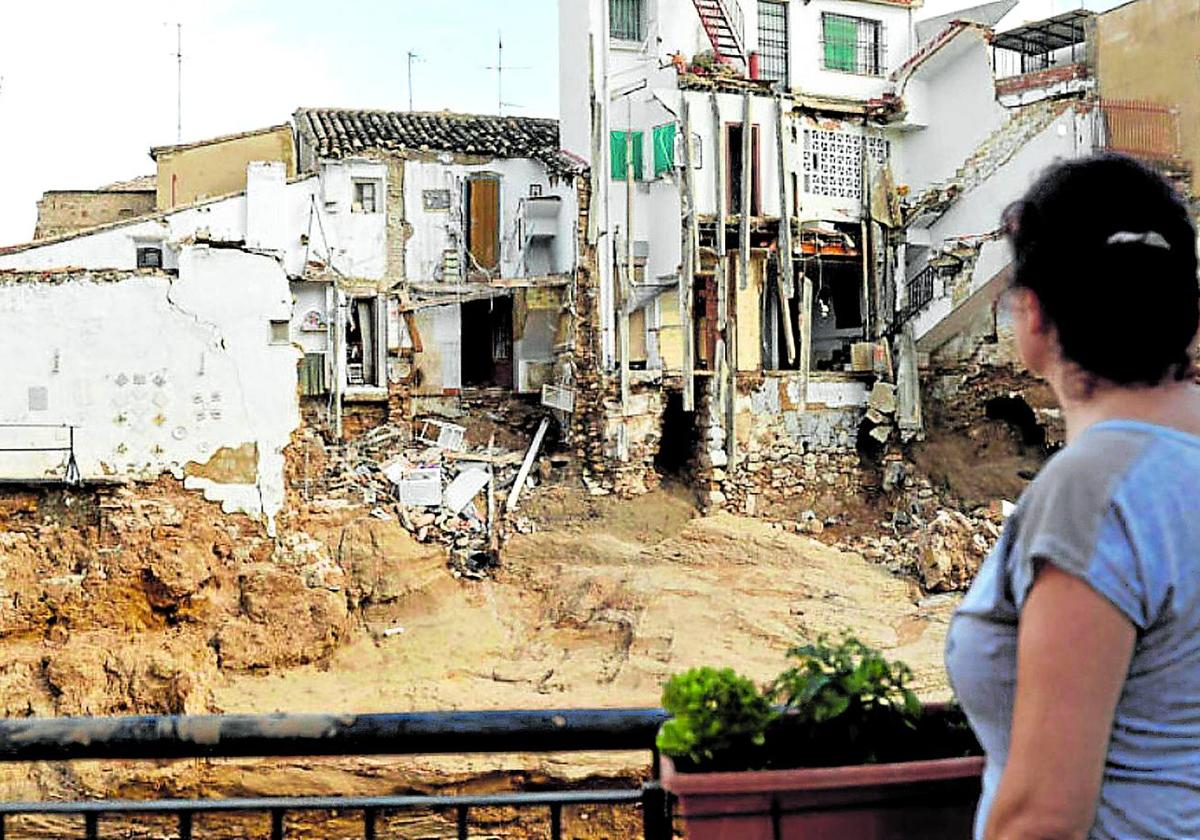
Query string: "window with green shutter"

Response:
xmin=823 ymin=14 xmax=858 ymax=72
xmin=822 ymin=13 xmax=883 ymax=75
xmin=610 ymin=131 xmax=644 ymax=181
xmin=653 ymin=123 xmax=676 ymax=177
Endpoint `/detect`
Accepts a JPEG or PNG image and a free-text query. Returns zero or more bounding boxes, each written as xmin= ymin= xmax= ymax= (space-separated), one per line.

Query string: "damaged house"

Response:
xmin=0 ymin=113 xmax=589 ymax=529
xmin=555 ymin=0 xmax=1194 ymax=506
xmin=291 ymin=109 xmax=586 ymax=433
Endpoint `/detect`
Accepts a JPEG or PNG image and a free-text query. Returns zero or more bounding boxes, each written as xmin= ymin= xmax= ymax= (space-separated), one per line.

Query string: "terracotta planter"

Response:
xmin=661 ymin=753 xmax=984 ymax=840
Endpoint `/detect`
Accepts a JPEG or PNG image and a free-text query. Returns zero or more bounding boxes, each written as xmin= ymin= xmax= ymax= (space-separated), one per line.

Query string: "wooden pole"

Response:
xmin=680 ymin=95 xmax=698 ymax=413
xmin=798 ymin=270 xmax=812 ymax=411
xmin=739 ymin=92 xmax=753 ymax=294
xmin=621 ymin=102 xmax=634 ymax=412
xmin=773 ymin=94 xmax=796 ymax=365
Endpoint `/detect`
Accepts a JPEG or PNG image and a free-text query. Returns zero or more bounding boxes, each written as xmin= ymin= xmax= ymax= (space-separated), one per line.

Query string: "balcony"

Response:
xmin=991 ymin=10 xmax=1095 ymax=105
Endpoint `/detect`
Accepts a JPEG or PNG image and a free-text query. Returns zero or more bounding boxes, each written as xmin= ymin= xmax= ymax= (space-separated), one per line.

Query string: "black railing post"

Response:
xmin=271 ymin=808 xmax=285 ymax=840
xmin=363 ymin=806 xmax=376 ymax=840
xmin=84 ymin=812 xmax=98 ymax=840
xmin=550 ymin=803 xmax=563 ymax=840
xmin=457 ymin=805 xmax=468 ymax=840
xmin=642 ymin=783 xmax=672 ymax=840
xmin=178 ymin=811 xmax=193 ymax=840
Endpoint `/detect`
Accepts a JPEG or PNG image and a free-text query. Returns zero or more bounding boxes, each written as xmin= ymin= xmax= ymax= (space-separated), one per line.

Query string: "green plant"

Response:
xmin=656 ymin=667 xmax=779 ymax=771
xmin=772 ymin=634 xmax=922 ymax=724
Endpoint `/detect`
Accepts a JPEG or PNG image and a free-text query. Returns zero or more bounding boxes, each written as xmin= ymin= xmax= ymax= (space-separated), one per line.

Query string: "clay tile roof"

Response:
xmin=293 ymin=108 xmax=585 ymax=177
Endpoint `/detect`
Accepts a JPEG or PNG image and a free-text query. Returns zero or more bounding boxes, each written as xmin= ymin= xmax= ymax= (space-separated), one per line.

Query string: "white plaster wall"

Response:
xmin=412 ymin=304 xmax=462 ymax=395
xmin=290 ymin=281 xmax=332 ymax=355
xmin=892 ymin=33 xmax=1007 ymax=194
xmin=0 ymin=247 xmax=299 ymax=528
xmin=790 ymin=0 xmax=914 ymax=98
xmin=913 ymin=108 xmax=1093 ymax=339
xmin=402 ymin=158 xmax=577 ymax=283
xmin=318 ymin=159 xmax=389 ymax=280
xmin=0 ymin=177 xmax=323 ymax=279
xmin=246 ymin=162 xmax=288 ymax=252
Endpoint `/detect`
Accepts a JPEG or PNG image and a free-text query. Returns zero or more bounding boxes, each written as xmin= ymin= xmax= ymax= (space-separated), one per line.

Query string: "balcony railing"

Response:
xmin=0 ymin=708 xmax=672 ymax=839
xmin=896 ymin=264 xmax=937 ymax=325
xmin=1093 ymin=99 xmax=1182 ymax=163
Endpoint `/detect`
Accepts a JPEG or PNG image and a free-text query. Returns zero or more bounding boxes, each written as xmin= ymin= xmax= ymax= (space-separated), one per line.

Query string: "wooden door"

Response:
xmin=468 ymin=177 xmax=500 ymax=272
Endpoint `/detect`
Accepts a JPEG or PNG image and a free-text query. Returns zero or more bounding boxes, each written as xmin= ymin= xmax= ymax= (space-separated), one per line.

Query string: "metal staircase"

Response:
xmin=692 ymin=0 xmax=746 ymax=67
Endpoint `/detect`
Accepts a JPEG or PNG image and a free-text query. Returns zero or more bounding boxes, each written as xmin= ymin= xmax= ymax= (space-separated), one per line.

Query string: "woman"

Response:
xmin=945 ymin=154 xmax=1200 ymax=839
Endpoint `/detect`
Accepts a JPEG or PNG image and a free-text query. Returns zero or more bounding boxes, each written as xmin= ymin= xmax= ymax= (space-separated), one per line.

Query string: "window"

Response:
xmin=726 ymin=123 xmax=761 ymax=215
xmin=757 ymin=1 xmax=789 ymax=85
xmin=269 ymin=320 xmax=291 ymax=345
xmin=821 ymin=13 xmax=884 ymax=76
xmin=352 ymin=180 xmax=379 ymax=213
xmin=652 ymin=123 xmax=676 ymax=177
xmin=610 ymin=0 xmax=644 ymax=41
xmin=346 ymin=297 xmax=382 ymax=387
xmin=610 ymin=131 xmax=645 ymax=180
xmin=136 ymin=246 xmax=163 ymax=268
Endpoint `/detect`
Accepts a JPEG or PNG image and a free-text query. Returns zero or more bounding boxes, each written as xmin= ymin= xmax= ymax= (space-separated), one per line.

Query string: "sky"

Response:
xmin=0 ymin=0 xmax=1131 ymax=246
xmin=0 ymin=0 xmax=560 ymax=245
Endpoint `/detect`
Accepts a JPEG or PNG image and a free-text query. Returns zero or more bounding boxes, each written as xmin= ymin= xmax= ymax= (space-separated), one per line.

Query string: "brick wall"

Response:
xmin=34 ymin=191 xmax=156 ymax=240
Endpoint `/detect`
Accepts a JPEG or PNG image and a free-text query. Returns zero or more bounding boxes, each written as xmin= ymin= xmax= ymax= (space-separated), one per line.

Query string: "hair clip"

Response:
xmin=1106 ymin=231 xmax=1171 ymax=251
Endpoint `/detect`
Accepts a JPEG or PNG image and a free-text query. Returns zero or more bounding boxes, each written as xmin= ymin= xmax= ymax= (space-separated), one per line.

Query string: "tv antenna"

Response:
xmin=482 ymin=31 xmax=530 ymax=116
xmin=407 ymin=50 xmax=423 ymax=111
xmin=164 ymin=22 xmax=183 ymax=143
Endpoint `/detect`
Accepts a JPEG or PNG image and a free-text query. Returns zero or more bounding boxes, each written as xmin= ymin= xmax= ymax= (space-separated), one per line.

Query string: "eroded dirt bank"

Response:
xmin=0 ymin=473 xmax=962 ymax=838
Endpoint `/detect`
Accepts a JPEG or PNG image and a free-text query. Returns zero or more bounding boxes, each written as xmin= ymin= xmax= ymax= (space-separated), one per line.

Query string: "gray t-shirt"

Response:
xmin=946 ymin=419 xmax=1200 ymax=839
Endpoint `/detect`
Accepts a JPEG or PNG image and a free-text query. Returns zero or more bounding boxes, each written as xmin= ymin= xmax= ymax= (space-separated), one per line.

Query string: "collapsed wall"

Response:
xmin=0 ymin=248 xmax=300 ymax=530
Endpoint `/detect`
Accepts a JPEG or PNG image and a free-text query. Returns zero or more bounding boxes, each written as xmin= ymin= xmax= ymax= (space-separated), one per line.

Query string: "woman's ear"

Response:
xmin=1013 ymin=288 xmax=1053 ymax=376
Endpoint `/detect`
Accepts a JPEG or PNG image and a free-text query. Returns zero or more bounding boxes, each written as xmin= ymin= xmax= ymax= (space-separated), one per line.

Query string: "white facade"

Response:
xmin=0 ymin=249 xmax=298 ymax=529
xmin=402 ymin=157 xmax=577 ymax=283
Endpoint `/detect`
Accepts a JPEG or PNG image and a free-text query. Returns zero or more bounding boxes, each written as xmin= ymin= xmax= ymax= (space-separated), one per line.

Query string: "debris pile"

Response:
xmin=309 ymin=415 xmax=563 ymax=579
xmin=846 ymin=501 xmax=1004 ymax=592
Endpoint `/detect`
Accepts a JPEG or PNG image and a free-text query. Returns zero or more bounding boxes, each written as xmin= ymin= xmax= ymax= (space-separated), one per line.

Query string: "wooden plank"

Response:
xmin=739 ymin=92 xmax=752 ymax=293
xmin=860 ymin=219 xmax=871 ymax=342
xmin=505 ymin=417 xmax=550 ymax=514
xmin=680 ymin=96 xmax=698 ymax=413
xmin=402 ymin=311 xmax=424 ymax=353
xmin=798 ymin=271 xmax=813 ymax=411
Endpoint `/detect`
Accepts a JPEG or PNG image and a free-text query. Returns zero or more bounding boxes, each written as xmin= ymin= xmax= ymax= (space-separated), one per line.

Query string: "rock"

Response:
xmin=868 ymin=382 xmax=898 ymax=415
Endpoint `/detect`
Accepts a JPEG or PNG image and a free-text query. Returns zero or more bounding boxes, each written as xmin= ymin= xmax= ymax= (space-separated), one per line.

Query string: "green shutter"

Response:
xmin=824 ymin=15 xmax=857 ymax=72
xmin=653 ymin=123 xmax=676 ymax=177
xmin=611 ymin=131 xmax=627 ymax=180
xmin=611 ymin=131 xmax=644 ymax=180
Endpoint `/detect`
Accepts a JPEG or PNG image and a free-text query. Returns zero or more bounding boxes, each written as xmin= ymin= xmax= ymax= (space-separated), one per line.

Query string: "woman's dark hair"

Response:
xmin=1003 ymin=153 xmax=1199 ymax=386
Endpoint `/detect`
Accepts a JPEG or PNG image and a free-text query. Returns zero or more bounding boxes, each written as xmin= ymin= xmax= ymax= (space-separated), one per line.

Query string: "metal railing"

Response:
xmin=1093 ymin=99 xmax=1182 ymax=163
xmin=717 ymin=0 xmax=746 ymax=56
xmin=0 ymin=423 xmax=80 ymax=484
xmin=0 ymin=708 xmax=672 ymax=839
xmin=897 ymin=264 xmax=937 ymax=324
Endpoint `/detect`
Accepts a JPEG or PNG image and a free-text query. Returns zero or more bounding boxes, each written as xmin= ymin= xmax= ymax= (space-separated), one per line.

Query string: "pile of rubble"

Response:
xmin=847 ymin=502 xmax=1005 ymax=593
xmin=309 ymin=415 xmax=565 ymax=579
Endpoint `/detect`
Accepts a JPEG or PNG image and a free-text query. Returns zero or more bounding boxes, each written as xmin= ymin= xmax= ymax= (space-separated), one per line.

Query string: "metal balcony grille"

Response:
xmin=757 ymin=0 xmax=789 ymax=84
xmin=821 ymin=13 xmax=885 ymax=76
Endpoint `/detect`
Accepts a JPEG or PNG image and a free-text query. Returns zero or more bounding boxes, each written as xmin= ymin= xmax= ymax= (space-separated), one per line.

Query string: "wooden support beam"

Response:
xmin=774 ymin=94 xmax=797 ymax=366
xmin=680 ymin=96 xmax=699 ymax=413
xmin=860 ymin=219 xmax=871 ymax=343
xmin=798 ymin=271 xmax=812 ymax=411
xmin=739 ymin=91 xmax=753 ymax=293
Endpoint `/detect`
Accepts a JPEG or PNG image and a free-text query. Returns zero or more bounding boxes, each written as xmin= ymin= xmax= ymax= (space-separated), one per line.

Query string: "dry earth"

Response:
xmin=0 ymin=479 xmax=956 ymax=838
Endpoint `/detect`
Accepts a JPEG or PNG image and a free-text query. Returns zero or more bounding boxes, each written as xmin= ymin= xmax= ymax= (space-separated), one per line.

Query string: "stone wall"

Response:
xmin=695 ymin=375 xmax=868 ymax=516
xmin=34 ymin=190 xmax=156 ymax=240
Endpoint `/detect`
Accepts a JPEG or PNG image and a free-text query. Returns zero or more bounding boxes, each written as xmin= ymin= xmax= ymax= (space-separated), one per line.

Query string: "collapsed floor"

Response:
xmin=0 ymin=380 xmax=1054 ymax=837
